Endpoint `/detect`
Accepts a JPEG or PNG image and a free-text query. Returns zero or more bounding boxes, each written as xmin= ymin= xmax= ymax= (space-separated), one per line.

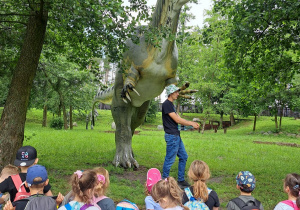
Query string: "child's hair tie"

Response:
xmin=97 ymin=174 xmax=106 ymax=184
xmin=74 ymin=170 xmax=83 ymax=179
xmin=293 ymin=184 xmax=299 ymax=190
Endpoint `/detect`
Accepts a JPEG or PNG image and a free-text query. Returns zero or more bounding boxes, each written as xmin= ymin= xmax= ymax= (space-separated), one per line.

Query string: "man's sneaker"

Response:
xmin=177 ymin=180 xmax=190 ymax=188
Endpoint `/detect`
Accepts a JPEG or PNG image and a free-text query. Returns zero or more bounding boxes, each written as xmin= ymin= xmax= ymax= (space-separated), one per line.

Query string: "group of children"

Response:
xmin=0 ymin=145 xmax=299 ymax=210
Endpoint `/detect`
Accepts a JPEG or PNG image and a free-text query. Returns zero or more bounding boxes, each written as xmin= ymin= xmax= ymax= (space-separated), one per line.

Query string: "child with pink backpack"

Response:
xmin=274 ymin=173 xmax=300 ymax=210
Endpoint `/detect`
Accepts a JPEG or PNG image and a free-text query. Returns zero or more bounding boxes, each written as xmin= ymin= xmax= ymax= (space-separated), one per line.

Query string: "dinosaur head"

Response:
xmin=151 ymin=0 xmax=190 ymax=33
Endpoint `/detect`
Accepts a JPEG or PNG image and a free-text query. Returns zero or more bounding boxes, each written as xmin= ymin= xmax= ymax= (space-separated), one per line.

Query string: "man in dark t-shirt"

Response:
xmin=162 ymin=84 xmax=199 ymax=188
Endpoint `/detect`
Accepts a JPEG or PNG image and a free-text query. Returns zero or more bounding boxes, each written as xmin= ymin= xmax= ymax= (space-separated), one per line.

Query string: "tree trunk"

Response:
xmin=230 ymin=112 xmax=235 ymax=125
xmin=201 ymin=119 xmax=206 ymax=134
xmin=176 ymin=101 xmax=180 ymax=115
xmin=0 ymin=12 xmax=48 ymax=170
xmin=220 ymin=111 xmax=224 ymax=129
xmin=253 ymin=113 xmax=257 ymax=131
xmin=275 ymin=113 xmax=278 ymax=129
xmin=42 ymin=105 xmax=47 ymax=127
xmin=279 ymin=106 xmax=283 ymax=130
xmin=58 ymin=102 xmax=61 ymax=117
xmin=57 ymin=90 xmax=68 ymax=130
xmin=69 ymin=105 xmax=73 ymax=130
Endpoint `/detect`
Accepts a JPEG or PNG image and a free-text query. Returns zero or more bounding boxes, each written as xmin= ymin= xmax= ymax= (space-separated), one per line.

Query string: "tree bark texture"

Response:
xmin=0 ymin=12 xmax=48 ymax=170
xmin=253 ymin=114 xmax=257 ymax=131
xmin=70 ymin=105 xmax=73 ymax=130
xmin=230 ymin=112 xmax=235 ymax=125
xmin=275 ymin=113 xmax=278 ymax=129
xmin=42 ymin=105 xmax=47 ymax=127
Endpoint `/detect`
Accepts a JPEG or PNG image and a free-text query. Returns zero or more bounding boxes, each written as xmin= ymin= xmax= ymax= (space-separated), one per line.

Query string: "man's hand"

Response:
xmin=190 ymin=121 xmax=199 ymax=129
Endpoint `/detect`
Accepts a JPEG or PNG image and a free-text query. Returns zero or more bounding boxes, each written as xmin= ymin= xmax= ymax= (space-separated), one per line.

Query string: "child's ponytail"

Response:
xmin=71 ymin=170 xmax=98 ymax=204
xmin=188 ymin=160 xmax=210 ymax=201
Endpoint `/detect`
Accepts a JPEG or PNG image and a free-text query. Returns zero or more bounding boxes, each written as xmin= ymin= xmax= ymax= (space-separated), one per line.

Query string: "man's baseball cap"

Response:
xmin=14 ymin=146 xmax=37 ymax=167
xmin=166 ymin=84 xmax=180 ymax=96
xmin=26 ymin=165 xmax=48 ymax=187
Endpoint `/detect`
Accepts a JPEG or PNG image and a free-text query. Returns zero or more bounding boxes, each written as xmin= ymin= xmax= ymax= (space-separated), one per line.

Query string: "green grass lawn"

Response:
xmin=16 ymin=109 xmax=300 ymax=209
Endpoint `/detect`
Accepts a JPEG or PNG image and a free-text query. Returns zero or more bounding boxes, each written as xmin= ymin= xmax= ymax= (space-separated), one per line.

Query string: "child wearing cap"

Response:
xmin=0 ymin=165 xmax=19 ymax=208
xmin=226 ymin=171 xmax=263 ymax=210
xmin=3 ymin=164 xmax=63 ymax=210
xmin=145 ymin=168 xmax=162 ymax=210
xmin=0 ymin=146 xmax=52 ymax=203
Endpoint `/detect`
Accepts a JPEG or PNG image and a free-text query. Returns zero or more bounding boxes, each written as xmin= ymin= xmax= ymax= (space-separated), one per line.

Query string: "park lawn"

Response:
xmin=15 ymin=109 xmax=300 ymax=209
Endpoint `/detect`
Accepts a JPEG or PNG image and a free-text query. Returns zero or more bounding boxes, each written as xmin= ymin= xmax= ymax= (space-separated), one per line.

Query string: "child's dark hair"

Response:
xmin=188 ymin=160 xmax=210 ymax=201
xmin=30 ymin=177 xmax=47 ymax=189
xmin=151 ymin=177 xmax=188 ymax=210
xmin=284 ymin=173 xmax=300 ymax=208
xmin=71 ymin=170 xmax=98 ymax=204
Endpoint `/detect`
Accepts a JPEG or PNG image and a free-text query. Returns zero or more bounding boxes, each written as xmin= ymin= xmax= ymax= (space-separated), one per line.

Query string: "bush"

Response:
xmin=50 ymin=117 xmax=63 ymax=129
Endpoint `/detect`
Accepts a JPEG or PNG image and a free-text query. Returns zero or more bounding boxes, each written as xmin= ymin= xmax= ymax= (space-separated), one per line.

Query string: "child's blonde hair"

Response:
xmin=71 ymin=170 xmax=98 ymax=204
xmin=0 ymin=164 xmax=19 ymax=182
xmin=284 ymin=173 xmax=300 ymax=208
xmin=151 ymin=177 xmax=188 ymax=210
xmin=93 ymin=167 xmax=110 ymax=197
xmin=188 ymin=160 xmax=210 ymax=202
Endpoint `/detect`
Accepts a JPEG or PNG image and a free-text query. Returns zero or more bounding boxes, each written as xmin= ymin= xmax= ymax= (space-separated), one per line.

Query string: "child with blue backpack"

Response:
xmin=59 ymin=170 xmax=99 ymax=210
xmin=182 ymin=160 xmax=220 ymax=210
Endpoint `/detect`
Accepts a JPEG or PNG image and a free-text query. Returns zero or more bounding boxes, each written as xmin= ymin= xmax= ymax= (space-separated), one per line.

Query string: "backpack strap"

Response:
xmin=93 ymin=195 xmax=108 ymax=204
xmin=184 ymin=187 xmax=194 ymax=200
xmin=80 ymin=203 xmax=93 ymax=210
xmin=231 ymin=197 xmax=247 ymax=209
xmin=184 ymin=187 xmax=212 ymax=201
xmin=64 ymin=203 xmax=72 ymax=210
xmin=11 ymin=175 xmax=26 ymax=193
xmin=281 ymin=200 xmax=298 ymax=209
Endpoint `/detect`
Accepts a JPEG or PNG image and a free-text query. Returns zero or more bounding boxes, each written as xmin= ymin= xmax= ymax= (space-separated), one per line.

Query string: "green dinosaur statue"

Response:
xmin=93 ymin=0 xmax=192 ymax=168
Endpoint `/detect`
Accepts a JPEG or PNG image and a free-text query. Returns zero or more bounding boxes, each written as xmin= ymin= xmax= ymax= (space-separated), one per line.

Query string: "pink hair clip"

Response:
xmin=74 ymin=170 xmax=83 ymax=179
xmin=97 ymin=175 xmax=106 ymax=184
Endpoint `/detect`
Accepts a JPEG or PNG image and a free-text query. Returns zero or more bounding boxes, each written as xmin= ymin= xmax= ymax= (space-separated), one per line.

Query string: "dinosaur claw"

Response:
xmin=133 ymin=160 xmax=139 ymax=168
xmin=132 ymin=88 xmax=140 ymax=96
xmin=122 ymin=98 xmax=128 ymax=104
xmin=126 ymin=93 xmax=131 ymax=102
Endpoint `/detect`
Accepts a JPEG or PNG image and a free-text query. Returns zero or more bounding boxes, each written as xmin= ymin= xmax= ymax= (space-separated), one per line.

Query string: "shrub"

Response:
xmin=50 ymin=117 xmax=63 ymax=129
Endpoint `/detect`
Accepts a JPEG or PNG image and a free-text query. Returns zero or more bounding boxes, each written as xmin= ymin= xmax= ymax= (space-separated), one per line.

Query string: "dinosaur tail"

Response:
xmin=91 ymin=86 xmax=114 ymax=127
xmin=93 ymin=86 xmax=114 ymax=105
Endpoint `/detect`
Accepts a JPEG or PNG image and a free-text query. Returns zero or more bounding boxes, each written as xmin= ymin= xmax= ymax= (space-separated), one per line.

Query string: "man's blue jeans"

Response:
xmin=162 ymin=133 xmax=188 ymax=181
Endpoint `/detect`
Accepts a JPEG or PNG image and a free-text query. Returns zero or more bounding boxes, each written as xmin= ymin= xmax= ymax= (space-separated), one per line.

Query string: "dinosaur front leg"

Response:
xmin=121 ymin=66 xmax=140 ymax=103
xmin=111 ymin=105 xmax=139 ymax=168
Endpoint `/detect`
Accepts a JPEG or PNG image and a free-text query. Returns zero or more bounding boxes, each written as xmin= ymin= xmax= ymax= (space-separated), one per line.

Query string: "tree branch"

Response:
xmin=0 ymin=20 xmax=27 ymax=26
xmin=0 ymin=13 xmax=34 ymax=17
xmin=28 ymin=0 xmax=35 ymax=11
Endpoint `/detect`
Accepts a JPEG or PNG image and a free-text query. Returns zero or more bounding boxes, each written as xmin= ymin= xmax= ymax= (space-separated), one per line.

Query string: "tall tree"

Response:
xmin=0 ymin=0 xmax=149 ymax=169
